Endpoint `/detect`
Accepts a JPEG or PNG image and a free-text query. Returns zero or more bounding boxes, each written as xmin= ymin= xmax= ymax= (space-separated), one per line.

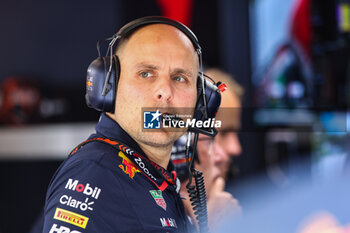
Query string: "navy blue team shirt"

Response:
xmin=42 ymin=113 xmax=192 ymax=233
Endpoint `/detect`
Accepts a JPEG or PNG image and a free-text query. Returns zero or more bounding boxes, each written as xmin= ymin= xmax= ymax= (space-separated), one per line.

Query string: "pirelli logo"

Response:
xmin=54 ymin=208 xmax=89 ymax=229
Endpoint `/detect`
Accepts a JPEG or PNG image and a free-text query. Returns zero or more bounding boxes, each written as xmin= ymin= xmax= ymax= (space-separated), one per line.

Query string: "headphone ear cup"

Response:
xmin=85 ymin=55 xmax=120 ymax=113
xmin=112 ymin=55 xmax=120 ymax=112
xmin=194 ymin=76 xmax=221 ymax=121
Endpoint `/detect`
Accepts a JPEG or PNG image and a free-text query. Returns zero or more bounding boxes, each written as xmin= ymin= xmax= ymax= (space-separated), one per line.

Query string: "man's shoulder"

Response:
xmin=46 ymin=139 xmax=127 ymax=196
xmin=45 ymin=139 xmax=134 ymax=209
xmin=64 ymin=138 xmax=122 ymax=169
xmin=51 ymin=137 xmax=142 ymax=191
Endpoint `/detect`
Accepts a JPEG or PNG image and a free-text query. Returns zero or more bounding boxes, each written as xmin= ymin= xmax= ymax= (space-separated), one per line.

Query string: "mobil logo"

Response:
xmin=65 ymin=178 xmax=101 ymax=199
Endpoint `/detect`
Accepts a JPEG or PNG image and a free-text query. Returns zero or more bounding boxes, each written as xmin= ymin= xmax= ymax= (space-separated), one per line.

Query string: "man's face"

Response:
xmin=114 ymin=24 xmax=198 ymax=148
xmin=214 ymin=88 xmax=242 ymax=178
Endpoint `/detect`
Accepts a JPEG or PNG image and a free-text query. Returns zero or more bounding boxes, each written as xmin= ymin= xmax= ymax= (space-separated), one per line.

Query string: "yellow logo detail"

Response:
xmin=53 ymin=208 xmax=89 ymax=229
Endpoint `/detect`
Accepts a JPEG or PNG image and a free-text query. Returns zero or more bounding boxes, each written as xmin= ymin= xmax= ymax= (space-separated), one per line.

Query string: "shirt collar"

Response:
xmin=95 ymin=113 xmax=147 ymax=158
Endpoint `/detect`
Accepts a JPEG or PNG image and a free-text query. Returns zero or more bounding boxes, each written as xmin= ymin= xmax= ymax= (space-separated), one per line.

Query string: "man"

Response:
xmin=42 ymin=17 xmax=207 ymax=233
xmin=206 ymin=68 xmax=243 ymax=180
xmin=171 ymin=68 xmax=243 ymax=231
xmin=178 ymin=134 xmax=242 ymax=232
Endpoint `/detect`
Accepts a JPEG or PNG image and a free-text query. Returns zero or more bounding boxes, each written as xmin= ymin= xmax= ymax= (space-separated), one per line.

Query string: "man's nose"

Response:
xmin=224 ymin=133 xmax=242 ymax=157
xmin=154 ymin=76 xmax=173 ymax=103
xmin=213 ymin=142 xmax=228 ymax=163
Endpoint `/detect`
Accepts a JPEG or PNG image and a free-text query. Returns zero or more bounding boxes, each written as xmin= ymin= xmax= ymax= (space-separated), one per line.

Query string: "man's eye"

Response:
xmin=174 ymin=76 xmax=185 ymax=82
xmin=140 ymin=71 xmax=152 ymax=78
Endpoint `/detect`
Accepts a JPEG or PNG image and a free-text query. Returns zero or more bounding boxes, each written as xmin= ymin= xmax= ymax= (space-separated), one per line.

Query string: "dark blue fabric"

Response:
xmin=42 ymin=113 xmax=191 ymax=233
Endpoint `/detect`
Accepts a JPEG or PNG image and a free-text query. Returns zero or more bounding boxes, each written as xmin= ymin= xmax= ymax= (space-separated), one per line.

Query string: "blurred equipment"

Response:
xmin=0 ymin=76 xmax=41 ymax=125
xmin=0 ymin=76 xmax=71 ymax=125
xmin=253 ymin=0 xmax=313 ymax=109
xmin=249 ymin=0 xmax=350 ymax=189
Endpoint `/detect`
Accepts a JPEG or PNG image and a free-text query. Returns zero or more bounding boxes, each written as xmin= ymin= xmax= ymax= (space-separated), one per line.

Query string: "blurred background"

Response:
xmin=1 ymin=0 xmax=349 ymax=232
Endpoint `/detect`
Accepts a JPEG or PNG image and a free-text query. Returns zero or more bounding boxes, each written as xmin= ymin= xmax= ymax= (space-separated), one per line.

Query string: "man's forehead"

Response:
xmin=124 ymin=24 xmax=197 ymax=53
xmin=216 ymin=107 xmax=241 ymax=130
xmin=220 ymin=88 xmax=240 ymax=108
xmin=118 ymin=25 xmax=199 ymax=73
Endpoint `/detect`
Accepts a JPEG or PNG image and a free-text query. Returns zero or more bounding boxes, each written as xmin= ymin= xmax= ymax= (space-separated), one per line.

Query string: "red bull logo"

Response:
xmin=118 ymin=151 xmax=140 ymax=179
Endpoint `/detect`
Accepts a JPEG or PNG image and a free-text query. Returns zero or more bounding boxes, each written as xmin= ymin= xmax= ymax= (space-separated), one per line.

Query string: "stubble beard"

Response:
xmin=135 ymin=129 xmax=184 ymax=148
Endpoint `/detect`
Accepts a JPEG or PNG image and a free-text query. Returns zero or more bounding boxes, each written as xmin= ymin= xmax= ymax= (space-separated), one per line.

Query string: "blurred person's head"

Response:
xmin=171 ymin=68 xmax=244 ymax=183
xmin=205 ymin=68 xmax=244 ymax=179
xmin=195 ymin=134 xmax=228 ymax=194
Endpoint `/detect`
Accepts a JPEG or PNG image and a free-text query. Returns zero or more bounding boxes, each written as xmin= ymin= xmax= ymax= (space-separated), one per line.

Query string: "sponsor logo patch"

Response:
xmin=118 ymin=151 xmax=140 ymax=178
xmin=150 ymin=190 xmax=167 ymax=211
xmin=49 ymin=223 xmax=81 ymax=233
xmin=59 ymin=195 xmax=94 ymax=211
xmin=54 ymin=208 xmax=89 ymax=229
xmin=134 ymin=156 xmax=157 ymax=181
xmin=65 ymin=179 xmax=101 ymax=199
xmin=160 ymin=217 xmax=177 ymax=228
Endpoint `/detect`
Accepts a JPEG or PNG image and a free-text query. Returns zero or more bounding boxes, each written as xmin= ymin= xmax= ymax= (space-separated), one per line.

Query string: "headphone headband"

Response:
xmin=114 ymin=16 xmax=201 ymax=53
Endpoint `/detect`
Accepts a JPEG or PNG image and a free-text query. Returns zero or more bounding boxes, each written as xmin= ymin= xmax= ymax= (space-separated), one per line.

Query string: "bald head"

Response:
xmin=116 ymin=24 xmax=198 ymax=68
